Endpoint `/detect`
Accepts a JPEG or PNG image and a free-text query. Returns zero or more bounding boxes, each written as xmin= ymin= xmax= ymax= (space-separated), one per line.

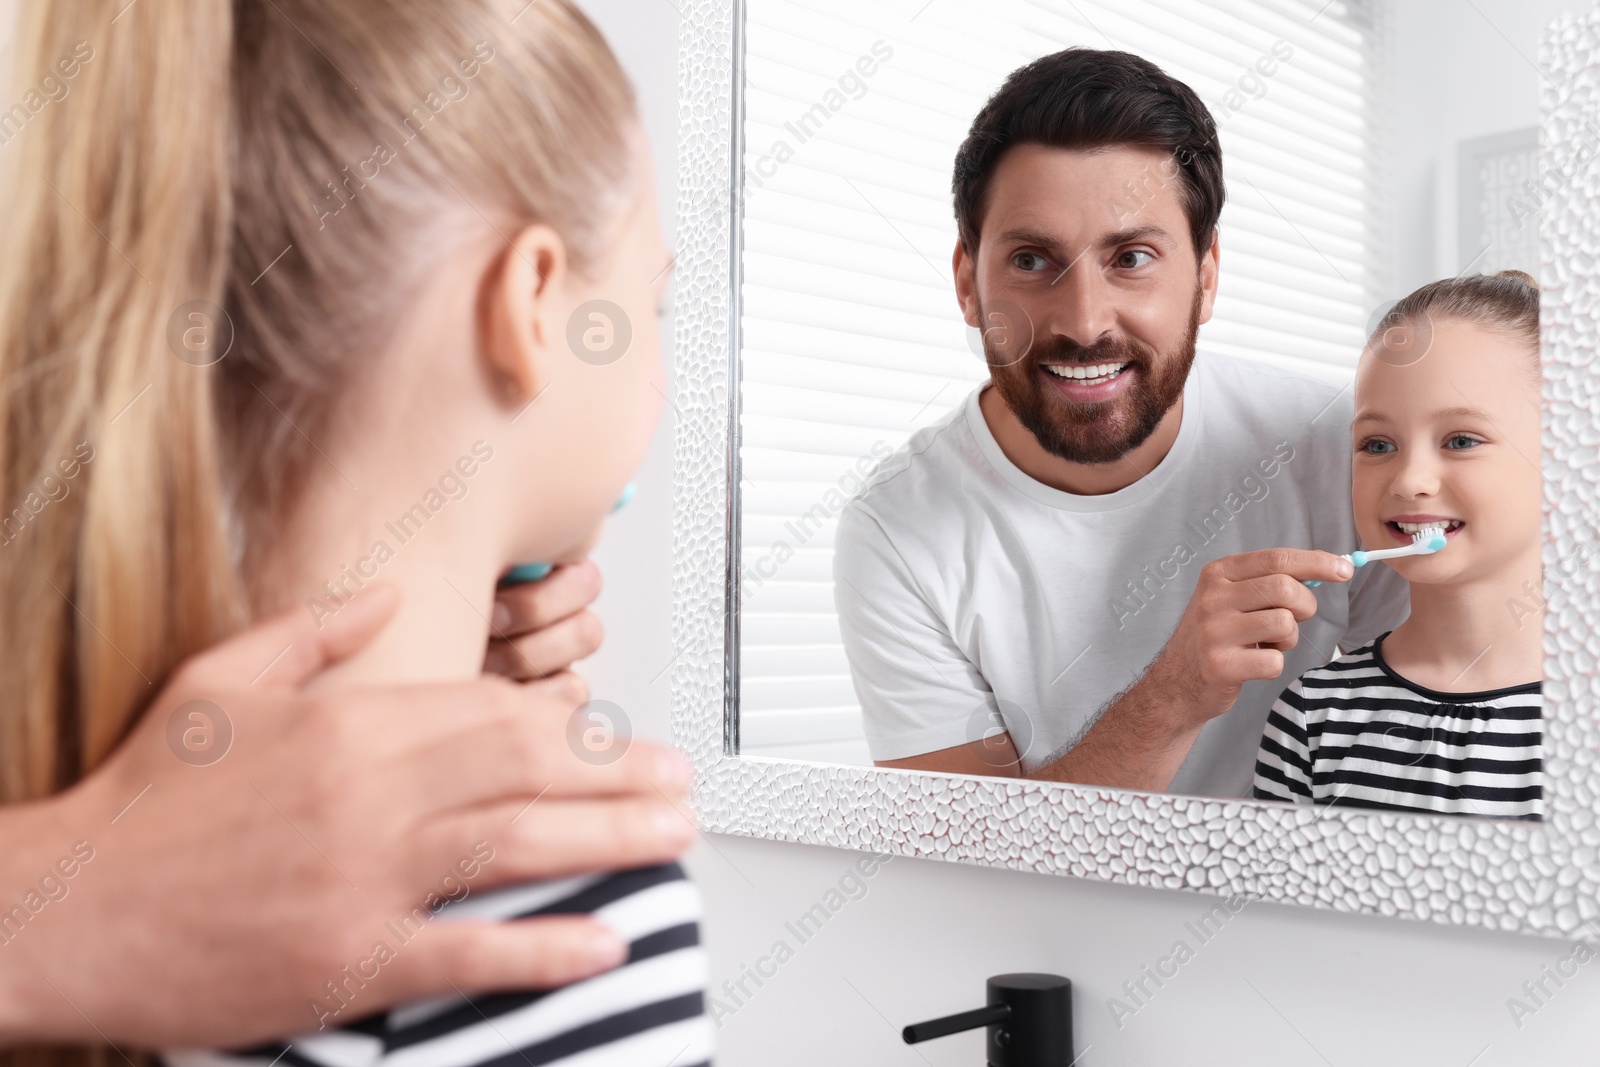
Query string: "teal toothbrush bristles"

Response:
xmin=500 ymin=561 xmax=554 ymax=585
xmin=497 ymin=482 xmax=638 ymax=588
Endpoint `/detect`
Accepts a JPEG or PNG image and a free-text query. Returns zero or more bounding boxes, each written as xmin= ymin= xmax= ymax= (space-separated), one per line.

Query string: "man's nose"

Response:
xmin=1042 ymin=252 xmax=1116 ymax=348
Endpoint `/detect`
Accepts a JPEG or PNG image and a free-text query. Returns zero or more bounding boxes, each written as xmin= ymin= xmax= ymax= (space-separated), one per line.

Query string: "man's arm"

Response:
xmin=880 ymin=548 xmax=1360 ymax=790
xmin=1029 ymin=548 xmax=1357 ymax=789
xmin=878 ymin=733 xmax=1024 ymax=776
xmin=1024 ymin=665 xmax=1205 ymax=789
xmin=876 ymin=667 xmax=1200 ymax=786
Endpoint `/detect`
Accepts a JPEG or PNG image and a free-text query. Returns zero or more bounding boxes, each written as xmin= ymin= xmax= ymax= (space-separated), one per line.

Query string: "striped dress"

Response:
xmin=1252 ymin=632 xmax=1542 ymax=820
xmin=166 ymin=863 xmax=712 ymax=1067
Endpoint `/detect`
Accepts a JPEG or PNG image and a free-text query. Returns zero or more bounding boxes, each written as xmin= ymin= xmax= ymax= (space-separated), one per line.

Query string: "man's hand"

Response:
xmin=0 ymin=584 xmax=694 ymax=1049
xmin=487 ymin=561 xmax=604 ymax=681
xmin=1032 ymin=547 xmax=1353 ymax=789
xmin=1145 ymin=548 xmax=1352 ymax=728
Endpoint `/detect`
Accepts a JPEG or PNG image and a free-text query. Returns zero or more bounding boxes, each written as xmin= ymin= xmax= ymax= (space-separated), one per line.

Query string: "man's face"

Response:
xmin=954 ymin=144 xmax=1218 ymax=465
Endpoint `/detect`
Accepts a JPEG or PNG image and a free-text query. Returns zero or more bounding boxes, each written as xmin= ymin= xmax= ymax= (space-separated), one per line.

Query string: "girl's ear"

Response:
xmin=481 ymin=224 xmax=570 ymax=405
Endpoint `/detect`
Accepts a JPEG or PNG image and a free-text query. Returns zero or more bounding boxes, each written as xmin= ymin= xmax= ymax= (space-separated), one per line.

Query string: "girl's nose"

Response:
xmin=1388 ymin=449 xmax=1442 ymax=499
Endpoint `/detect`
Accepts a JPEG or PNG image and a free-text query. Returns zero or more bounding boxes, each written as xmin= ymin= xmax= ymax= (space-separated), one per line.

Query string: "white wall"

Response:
xmin=1385 ymin=0 xmax=1584 ymax=294
xmin=578 ymin=0 xmax=1600 ymax=1062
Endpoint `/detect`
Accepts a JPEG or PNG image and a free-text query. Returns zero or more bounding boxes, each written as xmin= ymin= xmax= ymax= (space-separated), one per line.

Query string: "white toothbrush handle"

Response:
xmin=1305 ymin=531 xmax=1445 ymax=587
xmin=1359 ymin=543 xmax=1428 ymax=562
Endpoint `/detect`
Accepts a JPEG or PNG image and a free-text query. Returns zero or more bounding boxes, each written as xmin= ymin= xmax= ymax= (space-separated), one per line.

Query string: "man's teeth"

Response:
xmin=1395 ymin=520 xmax=1463 ymax=533
xmin=1044 ymin=361 xmax=1128 ymax=382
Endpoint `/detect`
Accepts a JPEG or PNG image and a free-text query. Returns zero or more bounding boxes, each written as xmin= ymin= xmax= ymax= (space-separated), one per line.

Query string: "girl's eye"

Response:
xmin=1116 ymin=250 xmax=1154 ymax=269
xmin=1361 ymin=438 xmax=1396 ymax=455
xmin=1445 ymin=434 xmax=1482 ymax=451
xmin=1013 ymin=252 xmax=1050 ymax=272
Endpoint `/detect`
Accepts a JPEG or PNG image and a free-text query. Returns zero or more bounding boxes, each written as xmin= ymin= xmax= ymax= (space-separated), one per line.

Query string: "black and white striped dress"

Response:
xmin=1252 ymin=633 xmax=1542 ymax=820
xmin=167 ymin=863 xmax=711 ymax=1067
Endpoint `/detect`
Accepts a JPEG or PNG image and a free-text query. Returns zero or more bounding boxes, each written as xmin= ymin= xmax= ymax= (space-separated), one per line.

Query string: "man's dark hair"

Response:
xmin=952 ymin=48 xmax=1224 ymax=258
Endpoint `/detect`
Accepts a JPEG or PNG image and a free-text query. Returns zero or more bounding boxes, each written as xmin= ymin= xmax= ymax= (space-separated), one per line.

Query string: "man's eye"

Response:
xmin=1116 ymin=250 xmax=1154 ymax=269
xmin=1361 ymin=439 xmax=1396 ymax=455
xmin=1445 ymin=434 xmax=1482 ymax=450
xmin=1013 ymin=252 xmax=1050 ymax=272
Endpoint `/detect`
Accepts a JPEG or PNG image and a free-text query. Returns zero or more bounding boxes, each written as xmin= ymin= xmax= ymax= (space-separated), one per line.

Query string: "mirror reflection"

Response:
xmin=735 ymin=0 xmax=1571 ymax=820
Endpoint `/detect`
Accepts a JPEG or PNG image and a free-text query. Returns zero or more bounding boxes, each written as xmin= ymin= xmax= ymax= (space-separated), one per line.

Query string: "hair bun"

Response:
xmin=1496 ymin=268 xmax=1540 ymax=291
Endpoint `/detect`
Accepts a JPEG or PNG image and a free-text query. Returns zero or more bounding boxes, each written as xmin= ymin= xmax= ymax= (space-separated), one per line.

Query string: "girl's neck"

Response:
xmin=259 ymin=453 xmax=510 ymax=693
xmin=1380 ymin=546 xmax=1544 ymax=693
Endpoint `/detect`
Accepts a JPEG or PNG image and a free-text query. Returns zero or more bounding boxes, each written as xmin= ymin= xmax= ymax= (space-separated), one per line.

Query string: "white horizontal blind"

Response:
xmin=736 ymin=0 xmax=1383 ymax=763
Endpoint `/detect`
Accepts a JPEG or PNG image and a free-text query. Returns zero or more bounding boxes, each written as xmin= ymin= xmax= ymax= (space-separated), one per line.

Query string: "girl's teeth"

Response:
xmin=1395 ymin=520 xmax=1462 ymax=533
xmin=1045 ymin=362 xmax=1128 ymax=382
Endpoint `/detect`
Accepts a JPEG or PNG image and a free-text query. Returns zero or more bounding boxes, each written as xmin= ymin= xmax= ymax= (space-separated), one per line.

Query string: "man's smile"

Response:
xmin=1038 ymin=360 xmax=1136 ymax=403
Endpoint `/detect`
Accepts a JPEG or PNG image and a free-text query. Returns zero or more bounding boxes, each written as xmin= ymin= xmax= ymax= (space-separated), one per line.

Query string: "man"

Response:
xmin=833 ymin=48 xmax=1409 ymax=797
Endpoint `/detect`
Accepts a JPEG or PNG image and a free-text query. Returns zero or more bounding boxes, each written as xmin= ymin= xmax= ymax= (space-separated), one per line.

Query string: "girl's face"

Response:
xmin=1351 ymin=317 xmax=1541 ymax=587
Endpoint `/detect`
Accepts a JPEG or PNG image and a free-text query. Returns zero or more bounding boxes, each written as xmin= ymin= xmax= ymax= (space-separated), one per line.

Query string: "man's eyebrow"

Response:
xmin=996 ymin=228 xmax=1063 ymax=248
xmin=995 ymin=224 xmax=1173 ymax=251
xmin=1101 ymin=224 xmax=1171 ymax=246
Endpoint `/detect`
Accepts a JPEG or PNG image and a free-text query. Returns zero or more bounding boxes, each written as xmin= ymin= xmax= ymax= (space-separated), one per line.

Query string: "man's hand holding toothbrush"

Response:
xmin=1029 ymin=548 xmax=1356 ymax=792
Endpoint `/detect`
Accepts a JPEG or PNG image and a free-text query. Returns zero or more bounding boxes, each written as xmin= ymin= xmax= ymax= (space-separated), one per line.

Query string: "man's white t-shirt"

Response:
xmin=832 ymin=351 xmax=1411 ymax=798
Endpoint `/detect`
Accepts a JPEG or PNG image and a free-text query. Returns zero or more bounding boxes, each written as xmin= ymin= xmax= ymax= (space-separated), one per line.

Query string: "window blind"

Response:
xmin=736 ymin=0 xmax=1384 ymax=763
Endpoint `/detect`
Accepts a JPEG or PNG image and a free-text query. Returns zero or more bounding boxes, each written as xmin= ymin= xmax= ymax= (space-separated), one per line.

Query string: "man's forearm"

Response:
xmin=1027 ymin=668 xmax=1205 ymax=791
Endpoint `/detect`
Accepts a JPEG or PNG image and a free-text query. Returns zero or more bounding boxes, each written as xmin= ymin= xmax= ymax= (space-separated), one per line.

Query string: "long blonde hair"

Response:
xmin=0 ymin=0 xmax=634 ymax=1057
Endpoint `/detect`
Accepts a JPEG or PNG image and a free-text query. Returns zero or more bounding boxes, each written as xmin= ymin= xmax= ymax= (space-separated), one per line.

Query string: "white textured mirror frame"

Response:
xmin=670 ymin=0 xmax=1600 ymax=938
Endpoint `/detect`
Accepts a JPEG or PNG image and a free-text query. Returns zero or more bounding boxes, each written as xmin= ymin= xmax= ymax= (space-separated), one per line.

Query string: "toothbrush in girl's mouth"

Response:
xmin=1305 ymin=521 xmax=1450 ymax=588
xmin=497 ymin=482 xmax=637 ymax=587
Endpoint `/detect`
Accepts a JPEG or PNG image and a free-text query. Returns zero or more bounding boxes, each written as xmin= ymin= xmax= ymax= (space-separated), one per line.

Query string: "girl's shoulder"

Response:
xmin=1289 ymin=642 xmax=1383 ymax=691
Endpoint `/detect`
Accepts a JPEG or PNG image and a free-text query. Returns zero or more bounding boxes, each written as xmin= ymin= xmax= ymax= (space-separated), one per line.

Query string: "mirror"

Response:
xmin=731 ymin=0 xmax=1579 ymax=820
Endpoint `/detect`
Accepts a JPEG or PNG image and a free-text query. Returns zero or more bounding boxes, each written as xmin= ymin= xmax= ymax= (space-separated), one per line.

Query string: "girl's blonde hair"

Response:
xmin=0 ymin=0 xmax=634 ymax=1057
xmin=1367 ymin=269 xmax=1542 ymax=384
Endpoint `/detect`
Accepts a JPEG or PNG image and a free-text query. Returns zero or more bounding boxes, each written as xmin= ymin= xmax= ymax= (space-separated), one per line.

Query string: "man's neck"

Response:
xmin=977 ymin=382 xmax=1186 ymax=496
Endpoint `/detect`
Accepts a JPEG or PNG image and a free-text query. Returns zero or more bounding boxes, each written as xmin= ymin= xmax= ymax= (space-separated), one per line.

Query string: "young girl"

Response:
xmin=1253 ymin=271 xmax=1543 ymax=820
xmin=0 ymin=0 xmax=709 ymax=1065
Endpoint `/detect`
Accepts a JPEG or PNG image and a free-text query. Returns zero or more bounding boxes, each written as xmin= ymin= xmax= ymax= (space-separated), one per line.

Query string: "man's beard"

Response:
xmin=983 ymin=289 xmax=1203 ymax=466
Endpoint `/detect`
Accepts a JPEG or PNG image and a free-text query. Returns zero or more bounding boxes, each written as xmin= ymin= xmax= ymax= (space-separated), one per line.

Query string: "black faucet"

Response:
xmin=902 ymin=973 xmax=1073 ymax=1066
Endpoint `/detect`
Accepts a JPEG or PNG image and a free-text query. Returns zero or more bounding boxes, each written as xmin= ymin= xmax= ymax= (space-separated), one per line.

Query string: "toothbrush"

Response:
xmin=497 ymin=482 xmax=637 ymax=587
xmin=1305 ymin=522 xmax=1449 ymax=588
